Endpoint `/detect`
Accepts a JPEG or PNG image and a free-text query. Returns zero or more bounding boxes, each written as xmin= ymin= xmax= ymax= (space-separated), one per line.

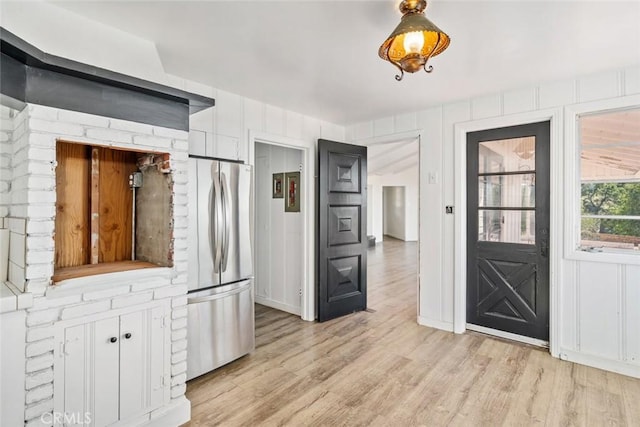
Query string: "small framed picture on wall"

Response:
xmin=285 ymin=171 xmax=300 ymax=212
xmin=272 ymin=173 xmax=284 ymax=198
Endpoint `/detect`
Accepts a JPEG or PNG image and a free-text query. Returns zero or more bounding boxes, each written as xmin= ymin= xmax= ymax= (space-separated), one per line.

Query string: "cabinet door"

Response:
xmin=59 ymin=304 xmax=168 ymax=427
xmin=63 ymin=317 xmax=119 ymax=427
xmin=94 ymin=317 xmax=120 ymax=426
xmin=119 ymin=305 xmax=166 ymax=419
xmin=213 ymin=134 xmax=239 ymax=161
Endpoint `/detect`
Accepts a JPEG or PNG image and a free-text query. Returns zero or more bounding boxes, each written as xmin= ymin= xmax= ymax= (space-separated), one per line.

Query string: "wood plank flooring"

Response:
xmin=185 ymin=238 xmax=640 ymax=426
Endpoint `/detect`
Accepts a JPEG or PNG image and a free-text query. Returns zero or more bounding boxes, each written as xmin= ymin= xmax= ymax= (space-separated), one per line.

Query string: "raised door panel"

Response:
xmin=62 ymin=324 xmax=86 ymax=425
xmin=119 ymin=310 xmax=145 ymax=420
xmin=119 ymin=305 xmax=167 ymax=419
xmin=148 ymin=305 xmax=168 ymax=410
xmin=92 ymin=317 xmax=120 ymax=427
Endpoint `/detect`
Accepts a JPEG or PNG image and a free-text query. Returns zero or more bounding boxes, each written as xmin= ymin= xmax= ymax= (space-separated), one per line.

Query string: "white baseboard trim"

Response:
xmin=255 ymin=297 xmax=301 ymax=316
xmin=147 ymin=396 xmax=191 ymax=427
xmin=417 ymin=316 xmax=454 ymax=332
xmin=466 ymin=324 xmax=549 ymax=348
xmin=558 ymin=349 xmax=640 ymax=379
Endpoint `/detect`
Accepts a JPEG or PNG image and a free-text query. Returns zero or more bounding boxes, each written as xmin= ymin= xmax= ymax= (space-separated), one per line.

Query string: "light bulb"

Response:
xmin=403 ymin=31 xmax=424 ymax=54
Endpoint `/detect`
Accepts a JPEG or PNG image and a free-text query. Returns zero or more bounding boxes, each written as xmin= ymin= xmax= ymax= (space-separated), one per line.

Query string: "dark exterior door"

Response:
xmin=317 ymin=139 xmax=367 ymax=322
xmin=467 ymin=122 xmax=550 ymax=340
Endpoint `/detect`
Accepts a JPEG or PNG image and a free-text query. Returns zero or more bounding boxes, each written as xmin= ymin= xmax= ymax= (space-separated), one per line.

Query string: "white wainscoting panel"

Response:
xmin=394 ymin=112 xmax=417 ymax=134
xmin=471 ymin=95 xmax=502 ymax=120
xmin=215 ymin=89 xmax=243 ymax=139
xmin=374 ymin=117 xmax=395 ymax=138
xmin=625 ymin=66 xmax=640 ymax=95
xmin=625 ymin=265 xmax=640 ymax=364
xmin=578 ymin=70 xmax=622 ymax=102
xmin=539 ymin=79 xmax=576 ymax=109
xmin=503 ymin=87 xmax=537 ymax=115
xmin=577 ymin=262 xmax=620 ymax=360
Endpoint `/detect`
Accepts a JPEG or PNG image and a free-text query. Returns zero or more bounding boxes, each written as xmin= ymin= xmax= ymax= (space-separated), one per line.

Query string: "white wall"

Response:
xmin=383 ymin=186 xmax=405 ymax=240
xmin=254 ymin=143 xmax=303 ymax=315
xmin=368 ymin=167 xmax=419 ymax=243
xmin=347 ymin=64 xmax=640 ymax=378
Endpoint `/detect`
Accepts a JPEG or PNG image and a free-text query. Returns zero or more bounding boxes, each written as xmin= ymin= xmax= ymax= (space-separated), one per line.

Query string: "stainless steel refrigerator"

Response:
xmin=186 ymin=157 xmax=254 ymax=380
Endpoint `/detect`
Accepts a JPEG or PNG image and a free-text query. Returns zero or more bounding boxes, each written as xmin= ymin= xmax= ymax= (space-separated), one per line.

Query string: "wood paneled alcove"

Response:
xmin=53 ymin=140 xmax=173 ymax=282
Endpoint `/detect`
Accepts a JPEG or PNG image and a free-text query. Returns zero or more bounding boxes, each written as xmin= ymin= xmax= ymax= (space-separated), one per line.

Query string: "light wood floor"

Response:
xmin=185 ymin=238 xmax=640 ymax=426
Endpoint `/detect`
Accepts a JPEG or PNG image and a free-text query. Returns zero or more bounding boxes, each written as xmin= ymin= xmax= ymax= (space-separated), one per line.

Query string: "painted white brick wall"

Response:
xmin=10 ymin=104 xmax=191 ymax=425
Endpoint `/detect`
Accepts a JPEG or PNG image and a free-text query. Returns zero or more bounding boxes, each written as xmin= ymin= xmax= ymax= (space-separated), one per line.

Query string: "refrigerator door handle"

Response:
xmin=210 ymin=170 xmax=223 ymax=273
xmin=220 ymin=172 xmax=231 ymax=272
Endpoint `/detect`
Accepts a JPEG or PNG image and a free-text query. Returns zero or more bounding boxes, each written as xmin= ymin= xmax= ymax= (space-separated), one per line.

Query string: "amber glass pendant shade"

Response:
xmin=379 ymin=0 xmax=450 ymax=81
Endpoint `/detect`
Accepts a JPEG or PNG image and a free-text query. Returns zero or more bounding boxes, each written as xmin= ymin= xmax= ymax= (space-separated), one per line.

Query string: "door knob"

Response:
xmin=109 ymin=337 xmax=118 ymax=343
xmin=124 ymin=333 xmax=132 ymax=339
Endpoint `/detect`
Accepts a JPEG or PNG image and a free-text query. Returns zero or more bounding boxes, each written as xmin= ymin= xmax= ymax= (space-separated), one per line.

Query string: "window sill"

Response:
xmin=47 ymin=262 xmax=172 ymax=299
xmin=52 ymin=261 xmax=160 ymax=283
xmin=566 ymin=248 xmax=640 ymax=266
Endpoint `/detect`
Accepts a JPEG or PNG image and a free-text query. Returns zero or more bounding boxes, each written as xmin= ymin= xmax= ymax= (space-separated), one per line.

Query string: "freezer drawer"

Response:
xmin=186 ymin=280 xmax=254 ymax=380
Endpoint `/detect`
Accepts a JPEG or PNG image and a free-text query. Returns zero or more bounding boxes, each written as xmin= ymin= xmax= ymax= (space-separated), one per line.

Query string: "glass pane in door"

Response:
xmin=478 ymin=209 xmax=536 ymax=244
xmin=479 ymin=174 xmax=536 ymax=208
xmin=479 ymin=136 xmax=536 ymax=173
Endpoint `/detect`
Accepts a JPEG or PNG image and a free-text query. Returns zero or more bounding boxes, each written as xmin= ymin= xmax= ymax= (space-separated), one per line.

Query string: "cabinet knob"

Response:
xmin=109 ymin=337 xmax=118 ymax=343
xmin=124 ymin=333 xmax=132 ymax=339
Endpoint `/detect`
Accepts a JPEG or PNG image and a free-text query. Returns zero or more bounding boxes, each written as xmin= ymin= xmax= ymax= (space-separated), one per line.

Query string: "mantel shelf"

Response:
xmin=52 ymin=261 xmax=158 ymax=284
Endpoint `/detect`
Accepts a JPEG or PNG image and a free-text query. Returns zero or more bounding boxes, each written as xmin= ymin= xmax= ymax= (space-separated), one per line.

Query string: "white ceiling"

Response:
xmin=50 ymin=0 xmax=640 ymax=126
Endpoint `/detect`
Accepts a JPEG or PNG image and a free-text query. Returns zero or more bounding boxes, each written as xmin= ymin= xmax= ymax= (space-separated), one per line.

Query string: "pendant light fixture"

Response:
xmin=379 ymin=0 xmax=450 ymax=81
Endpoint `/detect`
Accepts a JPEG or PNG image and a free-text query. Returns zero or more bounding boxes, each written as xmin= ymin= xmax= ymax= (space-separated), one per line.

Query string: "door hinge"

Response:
xmin=159 ymin=375 xmax=171 ymax=389
xmin=61 ymin=338 xmax=79 ymax=357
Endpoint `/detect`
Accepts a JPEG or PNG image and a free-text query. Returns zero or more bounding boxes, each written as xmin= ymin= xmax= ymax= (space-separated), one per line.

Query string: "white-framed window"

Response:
xmin=578 ymin=108 xmax=640 ymax=253
xmin=565 ymin=95 xmax=640 ymax=264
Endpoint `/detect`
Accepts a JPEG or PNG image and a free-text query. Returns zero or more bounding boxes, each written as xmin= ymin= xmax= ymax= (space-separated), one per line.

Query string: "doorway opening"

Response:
xmin=366 ymin=137 xmax=420 ymax=316
xmin=253 ymin=140 xmax=307 ymax=318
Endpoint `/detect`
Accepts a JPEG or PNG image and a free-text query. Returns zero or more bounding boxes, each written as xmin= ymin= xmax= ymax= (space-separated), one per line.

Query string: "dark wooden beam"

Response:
xmin=0 ymin=27 xmax=214 ymax=131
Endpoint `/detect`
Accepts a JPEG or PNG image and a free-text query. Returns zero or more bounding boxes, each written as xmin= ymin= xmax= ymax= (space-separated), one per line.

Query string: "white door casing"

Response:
xmin=453 ymin=108 xmax=563 ymax=357
xmin=249 ymin=131 xmax=315 ymax=321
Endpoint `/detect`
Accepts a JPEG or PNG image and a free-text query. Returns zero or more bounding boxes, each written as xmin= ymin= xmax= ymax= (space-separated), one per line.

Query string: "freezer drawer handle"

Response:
xmin=187 ymin=282 xmax=251 ymax=304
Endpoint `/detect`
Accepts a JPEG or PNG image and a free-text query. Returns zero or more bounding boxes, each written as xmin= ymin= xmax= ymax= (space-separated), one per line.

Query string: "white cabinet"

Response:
xmin=0 ymin=310 xmax=26 ymax=427
xmin=188 ymin=130 xmax=240 ymax=161
xmin=54 ymin=303 xmax=169 ymax=427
